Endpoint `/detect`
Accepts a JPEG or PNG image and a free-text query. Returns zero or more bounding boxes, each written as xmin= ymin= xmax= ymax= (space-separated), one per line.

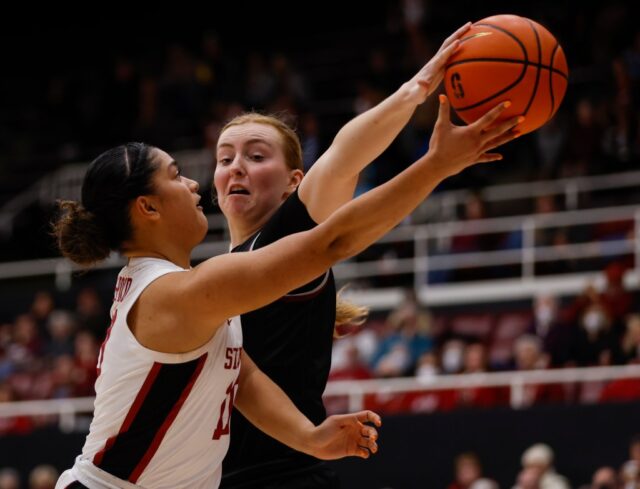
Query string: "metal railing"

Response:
xmin=0 ymin=203 xmax=637 ymax=307
xmin=1 ymin=365 xmax=638 ymax=432
xmin=324 ymin=364 xmax=640 ymax=411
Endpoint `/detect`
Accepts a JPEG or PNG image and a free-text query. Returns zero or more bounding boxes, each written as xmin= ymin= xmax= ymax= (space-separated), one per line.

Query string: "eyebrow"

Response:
xmin=217 ymin=138 xmax=274 ymax=150
xmin=168 ymin=161 xmax=180 ymax=172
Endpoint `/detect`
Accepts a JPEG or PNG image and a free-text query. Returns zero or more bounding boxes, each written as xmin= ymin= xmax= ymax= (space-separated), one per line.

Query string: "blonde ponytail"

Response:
xmin=334 ymin=286 xmax=369 ymax=338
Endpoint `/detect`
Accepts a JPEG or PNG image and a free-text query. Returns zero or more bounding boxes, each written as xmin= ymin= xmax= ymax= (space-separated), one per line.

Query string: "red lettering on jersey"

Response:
xmin=113 ymin=277 xmax=133 ymax=303
xmin=224 ymin=347 xmax=242 ymax=370
xmin=212 ymin=380 xmax=238 ymax=440
xmin=97 ymin=309 xmax=118 ymax=377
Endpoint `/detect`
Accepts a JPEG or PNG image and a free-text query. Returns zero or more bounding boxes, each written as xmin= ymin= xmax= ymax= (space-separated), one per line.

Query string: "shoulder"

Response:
xmin=253 ymin=190 xmax=318 ymax=249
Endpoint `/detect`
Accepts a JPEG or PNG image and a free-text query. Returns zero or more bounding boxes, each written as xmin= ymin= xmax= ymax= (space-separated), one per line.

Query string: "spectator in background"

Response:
xmin=599 ymin=262 xmax=632 ymax=335
xmin=513 ymin=466 xmax=543 ymax=489
xmin=328 ymin=342 xmax=372 ymax=381
xmin=615 ymin=314 xmax=640 ymax=364
xmin=582 ymin=466 xmax=617 ymax=489
xmin=529 ymin=294 xmax=573 ymax=366
xmin=29 ymin=291 xmax=54 ymax=337
xmin=619 ymin=458 xmax=639 ymax=489
xmin=27 ymin=465 xmax=57 ymax=489
xmin=572 ymin=302 xmax=617 ymax=366
xmin=415 ymin=351 xmax=439 ymax=381
xmin=45 ymin=311 xmax=76 ymax=358
xmin=447 ymin=452 xmax=484 ymax=489
xmin=75 ymin=287 xmax=108 ymax=338
xmin=72 ymin=330 xmax=99 ymax=396
xmin=512 ymin=336 xmax=565 ymax=406
xmin=0 ymin=468 xmax=20 ymax=489
xmin=455 ymin=343 xmax=504 ymax=409
xmin=8 ymin=315 xmax=42 ymax=369
xmin=441 ymin=339 xmax=466 ymax=375
xmin=521 ymin=443 xmax=570 ymax=489
xmin=370 ymin=289 xmax=432 ymax=376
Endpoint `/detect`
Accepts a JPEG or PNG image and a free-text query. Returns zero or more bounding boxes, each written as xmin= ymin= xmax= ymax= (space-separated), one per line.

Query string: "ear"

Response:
xmin=287 ymin=169 xmax=304 ymax=191
xmin=132 ymin=196 xmax=160 ymax=221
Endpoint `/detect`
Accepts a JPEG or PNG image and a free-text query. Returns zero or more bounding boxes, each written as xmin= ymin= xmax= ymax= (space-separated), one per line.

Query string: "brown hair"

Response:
xmin=220 ymin=112 xmax=303 ymax=171
xmin=52 ymin=143 xmax=158 ymax=266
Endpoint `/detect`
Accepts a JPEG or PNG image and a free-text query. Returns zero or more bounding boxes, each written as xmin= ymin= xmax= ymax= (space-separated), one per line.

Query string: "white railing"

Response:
xmin=0 ymin=203 xmax=637 ymax=307
xmin=324 ymin=364 xmax=640 ymax=411
xmin=1 ymin=365 xmax=638 ymax=432
xmin=416 ymin=170 xmax=640 ymax=221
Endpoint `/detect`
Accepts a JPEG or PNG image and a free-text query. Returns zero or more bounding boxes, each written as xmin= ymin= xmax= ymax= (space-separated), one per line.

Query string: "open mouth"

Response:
xmin=228 ymin=185 xmax=250 ymax=196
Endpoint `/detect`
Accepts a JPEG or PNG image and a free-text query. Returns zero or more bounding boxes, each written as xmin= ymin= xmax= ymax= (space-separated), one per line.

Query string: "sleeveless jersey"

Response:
xmin=57 ymin=257 xmax=242 ymax=489
xmin=221 ymin=191 xmax=336 ymax=487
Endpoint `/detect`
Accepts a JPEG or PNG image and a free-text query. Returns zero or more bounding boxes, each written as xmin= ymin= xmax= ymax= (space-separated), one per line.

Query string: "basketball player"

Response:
xmin=215 ymin=23 xmax=507 ymax=489
xmin=53 ymin=93 xmax=519 ymax=488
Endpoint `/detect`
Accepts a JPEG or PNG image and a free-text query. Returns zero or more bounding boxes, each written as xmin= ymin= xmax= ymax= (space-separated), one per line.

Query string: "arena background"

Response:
xmin=1 ymin=1 xmax=640 ymax=488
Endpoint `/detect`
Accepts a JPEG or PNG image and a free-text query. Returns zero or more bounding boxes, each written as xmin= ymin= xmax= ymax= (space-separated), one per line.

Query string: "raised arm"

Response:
xmin=234 ymin=351 xmax=380 ymax=460
xmin=298 ymin=22 xmax=472 ymax=223
xmin=144 ymin=97 xmax=521 ymax=352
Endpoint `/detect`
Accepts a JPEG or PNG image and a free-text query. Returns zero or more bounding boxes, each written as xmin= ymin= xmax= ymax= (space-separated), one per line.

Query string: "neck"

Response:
xmin=124 ymin=244 xmax=191 ymax=270
xmin=227 ymin=206 xmax=281 ymax=247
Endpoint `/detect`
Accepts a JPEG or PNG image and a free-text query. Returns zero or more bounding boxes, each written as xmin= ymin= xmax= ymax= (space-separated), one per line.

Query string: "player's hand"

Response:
xmin=305 ymin=410 xmax=381 ymax=460
xmin=405 ymin=22 xmax=472 ymax=104
xmin=425 ymin=94 xmax=523 ymax=178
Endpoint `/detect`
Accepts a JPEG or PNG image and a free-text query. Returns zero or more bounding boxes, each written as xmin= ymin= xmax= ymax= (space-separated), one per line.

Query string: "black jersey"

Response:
xmin=221 ymin=190 xmax=336 ymax=487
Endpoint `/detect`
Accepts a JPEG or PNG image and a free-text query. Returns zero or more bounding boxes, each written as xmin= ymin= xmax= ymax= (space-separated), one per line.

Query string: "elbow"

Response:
xmin=326 ymin=234 xmax=359 ymax=262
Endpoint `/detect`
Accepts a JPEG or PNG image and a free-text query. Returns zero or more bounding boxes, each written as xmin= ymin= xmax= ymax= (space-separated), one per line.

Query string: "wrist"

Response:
xmin=397 ymin=81 xmax=424 ymax=107
xmin=294 ymin=421 xmax=318 ymax=456
xmin=421 ymin=152 xmax=452 ymax=182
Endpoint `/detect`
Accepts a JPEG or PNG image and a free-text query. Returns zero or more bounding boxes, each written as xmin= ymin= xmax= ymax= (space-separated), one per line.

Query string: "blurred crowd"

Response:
xmin=3 ymin=0 xmax=640 ymax=262
xmin=1 ymin=2 xmax=640 ymax=487
xmin=438 ymin=437 xmax=640 ymax=489
xmin=328 ymin=260 xmax=640 ymax=413
xmin=0 ymin=259 xmax=637 ymax=436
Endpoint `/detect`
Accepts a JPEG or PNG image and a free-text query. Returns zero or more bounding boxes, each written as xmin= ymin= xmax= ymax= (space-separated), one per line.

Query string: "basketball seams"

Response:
xmin=547 ymin=43 xmax=560 ymax=121
xmin=523 ymin=19 xmax=543 ymax=117
xmin=446 ymin=58 xmax=568 ymax=79
xmin=449 ymin=21 xmax=530 ymax=112
xmin=444 ymin=15 xmax=568 ymax=132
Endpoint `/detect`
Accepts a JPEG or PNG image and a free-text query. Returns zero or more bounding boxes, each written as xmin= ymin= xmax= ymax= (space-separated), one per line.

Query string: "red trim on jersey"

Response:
xmin=128 ymin=353 xmax=208 ymax=483
xmin=281 ymin=285 xmax=326 ymax=302
xmin=281 ymin=271 xmax=329 ymax=302
xmin=93 ymin=362 xmax=162 ymax=466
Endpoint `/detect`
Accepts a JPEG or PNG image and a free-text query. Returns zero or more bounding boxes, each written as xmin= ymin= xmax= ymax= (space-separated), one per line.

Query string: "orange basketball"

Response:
xmin=444 ymin=14 xmax=568 ymax=135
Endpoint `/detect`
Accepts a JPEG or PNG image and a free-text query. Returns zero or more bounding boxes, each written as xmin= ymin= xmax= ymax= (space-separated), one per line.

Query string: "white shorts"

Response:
xmin=55 ymin=457 xmax=143 ymax=489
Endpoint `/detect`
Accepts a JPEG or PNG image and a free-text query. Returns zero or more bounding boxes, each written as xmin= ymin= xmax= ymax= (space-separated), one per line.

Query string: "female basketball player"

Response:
xmin=215 ymin=24 xmax=506 ymax=489
xmin=53 ymin=93 xmax=519 ymax=488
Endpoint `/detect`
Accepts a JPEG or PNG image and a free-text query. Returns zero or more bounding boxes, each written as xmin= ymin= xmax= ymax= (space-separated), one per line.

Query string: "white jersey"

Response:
xmin=56 ymin=257 xmax=242 ymax=489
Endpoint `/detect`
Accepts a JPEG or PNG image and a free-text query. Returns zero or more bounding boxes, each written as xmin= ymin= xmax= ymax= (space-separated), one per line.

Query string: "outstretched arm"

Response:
xmin=299 ymin=22 xmax=472 ymax=223
xmin=143 ymin=96 xmax=520 ymax=352
xmin=235 ymin=352 xmax=380 ymax=459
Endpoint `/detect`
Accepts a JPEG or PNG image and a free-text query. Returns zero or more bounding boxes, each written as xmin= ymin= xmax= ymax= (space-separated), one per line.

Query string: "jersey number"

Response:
xmin=96 ymin=310 xmax=117 ymax=377
xmin=212 ymin=380 xmax=238 ymax=440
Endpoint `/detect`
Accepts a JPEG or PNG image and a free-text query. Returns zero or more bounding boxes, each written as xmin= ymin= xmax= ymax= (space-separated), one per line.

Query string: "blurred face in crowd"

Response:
xmin=455 ymin=454 xmax=481 ymax=487
xmin=591 ymin=466 xmax=617 ymax=489
xmin=214 ymin=122 xmax=302 ymax=239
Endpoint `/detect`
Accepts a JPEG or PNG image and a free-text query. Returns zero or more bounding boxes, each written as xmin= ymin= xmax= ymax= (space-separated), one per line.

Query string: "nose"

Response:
xmin=187 ymin=177 xmax=199 ymax=193
xmin=228 ymin=156 xmax=246 ymax=176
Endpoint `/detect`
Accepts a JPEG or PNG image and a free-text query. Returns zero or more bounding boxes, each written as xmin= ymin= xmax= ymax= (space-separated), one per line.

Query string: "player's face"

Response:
xmin=214 ymin=122 xmax=300 ymax=228
xmin=151 ymin=149 xmax=208 ymax=245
